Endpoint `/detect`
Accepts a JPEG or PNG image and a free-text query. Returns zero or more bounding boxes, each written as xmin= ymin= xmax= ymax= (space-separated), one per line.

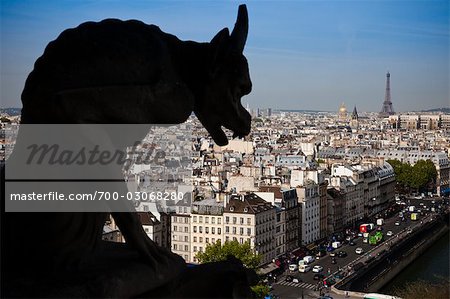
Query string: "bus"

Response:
xmin=363 ymin=293 xmax=401 ymax=299
xmin=369 ymin=231 xmax=383 ymax=245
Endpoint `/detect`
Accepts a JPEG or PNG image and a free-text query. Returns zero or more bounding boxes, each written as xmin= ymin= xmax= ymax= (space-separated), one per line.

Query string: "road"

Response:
xmin=269 ymin=197 xmax=448 ymax=298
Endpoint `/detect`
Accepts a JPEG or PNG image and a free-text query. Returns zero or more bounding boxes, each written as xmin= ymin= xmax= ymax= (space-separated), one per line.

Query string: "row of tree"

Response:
xmin=387 ymin=159 xmax=437 ymax=193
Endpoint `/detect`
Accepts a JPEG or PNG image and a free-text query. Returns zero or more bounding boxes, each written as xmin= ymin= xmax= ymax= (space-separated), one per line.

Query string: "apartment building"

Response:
xmin=223 ymin=194 xmax=276 ymax=265
xmin=191 ymin=198 xmax=224 ymax=263
xmin=296 ymin=182 xmax=320 ymax=245
xmin=171 ymin=199 xmax=192 ymax=262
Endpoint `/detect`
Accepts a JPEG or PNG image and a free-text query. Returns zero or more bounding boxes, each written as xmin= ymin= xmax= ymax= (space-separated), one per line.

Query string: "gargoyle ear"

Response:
xmin=211 ymin=27 xmax=230 ymax=46
xmin=210 ymin=28 xmax=230 ymax=77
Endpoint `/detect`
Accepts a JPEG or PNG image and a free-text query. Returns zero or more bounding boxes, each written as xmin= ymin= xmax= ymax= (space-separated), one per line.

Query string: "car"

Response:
xmin=299 ymin=264 xmax=312 ymax=273
xmin=312 ymin=265 xmax=323 ymax=273
xmin=329 ymin=252 xmax=336 ymax=257
xmin=331 ymin=257 xmax=337 ymax=264
xmin=363 ymin=237 xmax=368 ymax=243
xmin=355 ymin=247 xmax=364 ymax=254
xmin=349 ymin=240 xmax=356 ymax=246
xmin=386 ymin=230 xmax=393 ymax=237
xmin=285 ymin=275 xmax=294 ymax=282
xmin=314 ymin=273 xmax=325 ymax=280
xmin=292 ymin=278 xmax=300 ymax=283
xmin=395 ymin=221 xmax=401 ymax=226
xmin=337 ymin=251 xmax=347 ymax=258
xmin=333 ymin=273 xmax=344 ymax=279
xmin=289 ymin=264 xmax=298 ymax=272
xmin=357 ymin=232 xmax=363 ymax=237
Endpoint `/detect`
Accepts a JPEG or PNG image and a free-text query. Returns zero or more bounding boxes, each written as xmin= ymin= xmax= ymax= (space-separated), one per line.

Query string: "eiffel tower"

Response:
xmin=379 ymin=72 xmax=395 ymax=117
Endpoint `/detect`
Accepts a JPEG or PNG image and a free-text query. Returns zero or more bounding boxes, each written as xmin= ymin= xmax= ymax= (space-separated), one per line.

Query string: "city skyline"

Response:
xmin=1 ymin=0 xmax=449 ymax=112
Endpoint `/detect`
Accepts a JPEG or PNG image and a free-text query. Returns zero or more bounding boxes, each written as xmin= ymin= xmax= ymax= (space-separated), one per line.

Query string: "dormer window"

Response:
xmin=230 ymin=206 xmax=235 ymax=212
xmin=244 ymin=207 xmax=248 ymax=213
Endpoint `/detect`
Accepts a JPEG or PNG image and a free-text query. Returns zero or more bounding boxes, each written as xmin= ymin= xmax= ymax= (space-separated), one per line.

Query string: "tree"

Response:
xmin=387 ymin=159 xmax=437 ymax=193
xmin=195 ymin=240 xmax=266 ymax=298
xmin=251 ymin=284 xmax=270 ymax=299
xmin=412 ymin=160 xmax=437 ymax=192
xmin=195 ymin=240 xmax=261 ymax=269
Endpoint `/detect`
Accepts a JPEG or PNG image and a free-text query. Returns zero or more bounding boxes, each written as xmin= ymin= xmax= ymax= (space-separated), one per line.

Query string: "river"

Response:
xmin=380 ymin=232 xmax=450 ymax=295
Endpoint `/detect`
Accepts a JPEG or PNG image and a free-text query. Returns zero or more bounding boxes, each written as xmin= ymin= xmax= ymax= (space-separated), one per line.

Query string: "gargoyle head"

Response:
xmin=194 ymin=5 xmax=252 ymax=146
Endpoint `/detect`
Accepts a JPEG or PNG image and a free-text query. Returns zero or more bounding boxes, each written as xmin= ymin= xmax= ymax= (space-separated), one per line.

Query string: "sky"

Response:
xmin=1 ymin=0 xmax=449 ymax=112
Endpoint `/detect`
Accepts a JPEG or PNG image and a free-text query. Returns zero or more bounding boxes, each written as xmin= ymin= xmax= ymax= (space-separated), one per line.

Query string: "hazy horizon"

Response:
xmin=1 ymin=0 xmax=449 ymax=112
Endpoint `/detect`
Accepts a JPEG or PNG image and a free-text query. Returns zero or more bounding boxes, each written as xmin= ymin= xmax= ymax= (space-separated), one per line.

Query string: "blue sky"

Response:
xmin=1 ymin=0 xmax=449 ymax=112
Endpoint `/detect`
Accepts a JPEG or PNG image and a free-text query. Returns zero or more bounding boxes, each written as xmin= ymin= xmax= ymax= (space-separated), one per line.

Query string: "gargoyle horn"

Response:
xmin=230 ymin=4 xmax=248 ymax=53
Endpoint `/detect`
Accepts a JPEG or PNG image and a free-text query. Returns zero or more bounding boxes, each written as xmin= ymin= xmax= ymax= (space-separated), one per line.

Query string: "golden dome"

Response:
xmin=339 ymin=103 xmax=347 ymax=113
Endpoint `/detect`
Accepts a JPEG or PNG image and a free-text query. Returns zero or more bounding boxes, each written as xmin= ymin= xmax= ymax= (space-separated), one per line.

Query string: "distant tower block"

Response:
xmin=379 ymin=71 xmax=395 ymax=117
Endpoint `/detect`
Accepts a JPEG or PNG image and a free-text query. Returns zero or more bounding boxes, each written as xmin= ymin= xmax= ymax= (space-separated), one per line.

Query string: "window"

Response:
xmin=193 ymin=226 xmax=197 ymax=233
xmin=247 ymin=218 xmax=251 ymax=225
xmin=199 ymin=216 xmax=203 ymax=223
xmin=193 ymin=246 xmax=197 ymax=252
xmin=225 ymin=217 xmax=229 ymax=224
xmin=240 ymin=217 xmax=244 ymax=224
xmin=218 ymin=218 xmax=222 ymax=224
xmin=206 ymin=238 xmax=209 ymax=243
xmin=185 ymin=218 xmax=189 ymax=224
xmin=173 ymin=216 xmax=177 ymax=223
xmin=199 ymin=237 xmax=203 ymax=242
xmin=212 ymin=238 xmax=215 ymax=243
xmin=212 ymin=218 xmax=215 ymax=224
xmin=233 ymin=217 xmax=237 ymax=224
xmin=247 ymin=228 xmax=251 ymax=236
xmin=184 ymin=236 xmax=188 ymax=242
xmin=240 ymin=227 xmax=244 ymax=235
xmin=225 ymin=236 xmax=229 ymax=241
xmin=240 ymin=238 xmax=243 ymax=244
xmin=184 ymin=227 xmax=188 ymax=233
xmin=184 ymin=245 xmax=188 ymax=251
xmin=206 ymin=227 xmax=209 ymax=234
xmin=173 ymin=226 xmax=177 ymax=232
xmin=218 ymin=228 xmax=222 ymax=235
xmin=193 ymin=216 xmax=197 ymax=223
xmin=226 ymin=226 xmax=229 ymax=233
xmin=199 ymin=226 xmax=203 ymax=233
xmin=205 ymin=217 xmax=209 ymax=224
xmin=193 ymin=237 xmax=197 ymax=242
xmin=233 ymin=227 xmax=237 ymax=234
xmin=212 ymin=227 xmax=215 ymax=234
xmin=173 ymin=244 xmax=178 ymax=250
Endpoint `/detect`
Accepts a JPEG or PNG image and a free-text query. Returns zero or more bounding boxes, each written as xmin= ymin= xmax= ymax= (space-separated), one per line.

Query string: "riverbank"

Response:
xmin=333 ymin=209 xmax=449 ymax=296
xmin=380 ymin=231 xmax=449 ymax=295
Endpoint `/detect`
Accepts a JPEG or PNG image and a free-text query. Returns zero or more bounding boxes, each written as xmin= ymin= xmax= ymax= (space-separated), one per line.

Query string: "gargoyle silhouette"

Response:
xmin=2 ymin=4 xmax=252 ymax=294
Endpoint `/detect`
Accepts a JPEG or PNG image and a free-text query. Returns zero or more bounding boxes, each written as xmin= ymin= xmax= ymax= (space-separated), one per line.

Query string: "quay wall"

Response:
xmin=334 ymin=211 xmax=449 ymax=297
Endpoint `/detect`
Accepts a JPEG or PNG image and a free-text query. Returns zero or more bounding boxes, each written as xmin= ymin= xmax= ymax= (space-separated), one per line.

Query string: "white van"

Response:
xmin=289 ymin=264 xmax=298 ymax=272
xmin=299 ymin=264 xmax=311 ymax=273
xmin=303 ymin=255 xmax=315 ymax=264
